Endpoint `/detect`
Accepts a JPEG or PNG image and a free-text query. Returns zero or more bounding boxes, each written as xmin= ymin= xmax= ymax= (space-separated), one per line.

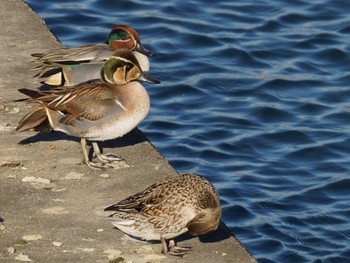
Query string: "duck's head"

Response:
xmin=101 ymin=49 xmax=160 ymax=85
xmin=107 ymin=24 xmax=154 ymax=57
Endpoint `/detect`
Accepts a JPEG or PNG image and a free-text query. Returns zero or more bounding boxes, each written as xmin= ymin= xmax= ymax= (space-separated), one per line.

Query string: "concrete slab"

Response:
xmin=0 ymin=1 xmax=257 ymax=262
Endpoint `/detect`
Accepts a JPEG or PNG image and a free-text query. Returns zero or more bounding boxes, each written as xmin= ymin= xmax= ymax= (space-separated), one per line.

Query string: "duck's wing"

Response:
xmin=18 ymin=81 xmax=123 ymax=124
xmin=32 ymin=43 xmax=113 ymax=65
xmin=104 ymin=179 xmax=172 ymax=213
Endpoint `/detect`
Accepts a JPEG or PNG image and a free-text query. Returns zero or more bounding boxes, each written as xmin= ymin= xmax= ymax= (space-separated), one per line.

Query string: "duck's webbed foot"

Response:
xmin=168 ymin=239 xmax=192 ymax=256
xmin=92 ymin=142 xmax=124 ymax=163
xmin=80 ymin=139 xmax=116 ymax=170
xmin=161 ymin=237 xmax=192 ymax=257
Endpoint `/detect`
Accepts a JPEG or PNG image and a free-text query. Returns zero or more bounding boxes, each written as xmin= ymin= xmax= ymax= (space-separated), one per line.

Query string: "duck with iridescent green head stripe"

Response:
xmin=17 ymin=49 xmax=160 ymax=169
xmin=32 ymin=24 xmax=153 ymax=86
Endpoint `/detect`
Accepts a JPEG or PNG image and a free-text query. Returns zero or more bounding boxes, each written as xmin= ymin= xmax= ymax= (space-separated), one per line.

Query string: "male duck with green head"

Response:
xmin=32 ymin=24 xmax=153 ymax=86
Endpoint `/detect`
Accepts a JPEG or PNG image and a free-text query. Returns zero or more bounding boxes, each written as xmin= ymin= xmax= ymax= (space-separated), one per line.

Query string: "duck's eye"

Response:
xmin=125 ymin=63 xmax=133 ymax=71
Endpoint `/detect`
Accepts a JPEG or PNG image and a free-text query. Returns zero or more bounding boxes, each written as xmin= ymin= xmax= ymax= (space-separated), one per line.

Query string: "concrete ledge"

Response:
xmin=0 ymin=1 xmax=257 ymax=262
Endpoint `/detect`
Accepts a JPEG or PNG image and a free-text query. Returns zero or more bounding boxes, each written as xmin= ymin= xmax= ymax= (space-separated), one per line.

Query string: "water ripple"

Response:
xmin=24 ymin=0 xmax=350 ymax=262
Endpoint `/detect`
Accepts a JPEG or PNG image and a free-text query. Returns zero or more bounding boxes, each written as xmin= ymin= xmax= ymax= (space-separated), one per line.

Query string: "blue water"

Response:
xmin=24 ymin=1 xmax=350 ymax=262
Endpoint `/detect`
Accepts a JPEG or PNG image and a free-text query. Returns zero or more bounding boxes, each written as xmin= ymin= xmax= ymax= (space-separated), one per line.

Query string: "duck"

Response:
xmin=104 ymin=173 xmax=221 ymax=256
xmin=16 ymin=49 xmax=160 ymax=169
xmin=32 ymin=24 xmax=153 ymax=86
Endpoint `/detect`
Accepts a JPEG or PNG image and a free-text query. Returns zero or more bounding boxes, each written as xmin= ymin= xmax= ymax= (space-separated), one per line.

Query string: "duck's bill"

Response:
xmin=135 ymin=43 xmax=155 ymax=57
xmin=139 ymin=73 xmax=160 ymax=84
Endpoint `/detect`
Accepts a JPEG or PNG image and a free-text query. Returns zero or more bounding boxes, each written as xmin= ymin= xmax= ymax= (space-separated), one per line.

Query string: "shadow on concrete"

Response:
xmin=98 ymin=128 xmax=148 ymax=149
xmin=18 ymin=129 xmax=75 ymax=144
xmin=109 ymin=221 xmax=230 ymax=247
xmin=175 ymin=221 xmax=231 ymax=244
xmin=17 ymin=128 xmax=148 ymax=163
xmin=198 ymin=222 xmax=232 ymax=243
xmin=0 ymin=217 xmax=3 ymax=223
xmin=17 ymin=128 xmax=147 ymax=147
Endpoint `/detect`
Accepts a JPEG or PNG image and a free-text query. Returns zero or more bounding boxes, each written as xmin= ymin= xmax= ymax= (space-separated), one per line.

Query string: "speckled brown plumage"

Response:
xmin=104 ymin=173 xmax=221 ymax=255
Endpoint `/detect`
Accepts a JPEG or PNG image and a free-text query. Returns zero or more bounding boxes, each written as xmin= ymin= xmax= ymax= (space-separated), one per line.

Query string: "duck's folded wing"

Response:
xmin=32 ymin=43 xmax=113 ymax=65
xmin=104 ymin=180 xmax=171 ymax=212
xmin=50 ymin=85 xmax=124 ymax=124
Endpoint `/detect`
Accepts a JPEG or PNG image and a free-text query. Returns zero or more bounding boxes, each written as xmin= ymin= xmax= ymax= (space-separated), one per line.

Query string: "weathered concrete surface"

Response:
xmin=0 ymin=1 xmax=257 ymax=262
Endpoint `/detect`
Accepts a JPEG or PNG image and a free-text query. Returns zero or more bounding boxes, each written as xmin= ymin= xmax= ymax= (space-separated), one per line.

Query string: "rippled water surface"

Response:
xmin=25 ymin=0 xmax=350 ymax=262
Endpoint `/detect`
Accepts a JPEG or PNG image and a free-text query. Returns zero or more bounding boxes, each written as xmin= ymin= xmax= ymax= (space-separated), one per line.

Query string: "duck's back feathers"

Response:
xmin=105 ymin=174 xmax=221 ymax=241
xmin=32 ymin=43 xmax=112 ymax=64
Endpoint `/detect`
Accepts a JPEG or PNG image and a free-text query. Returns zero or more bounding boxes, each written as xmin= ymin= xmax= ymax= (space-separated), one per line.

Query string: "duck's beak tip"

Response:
xmin=140 ymin=73 xmax=160 ymax=84
xmin=135 ymin=43 xmax=155 ymax=57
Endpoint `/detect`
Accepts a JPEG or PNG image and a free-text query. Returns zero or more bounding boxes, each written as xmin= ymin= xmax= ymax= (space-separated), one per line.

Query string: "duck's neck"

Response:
xmin=115 ymin=81 xmax=150 ymax=117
